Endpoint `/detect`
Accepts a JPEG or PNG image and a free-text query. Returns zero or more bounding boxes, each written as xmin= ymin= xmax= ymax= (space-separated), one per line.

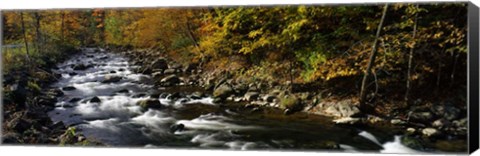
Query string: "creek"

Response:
xmin=47 ymin=48 xmax=420 ymax=153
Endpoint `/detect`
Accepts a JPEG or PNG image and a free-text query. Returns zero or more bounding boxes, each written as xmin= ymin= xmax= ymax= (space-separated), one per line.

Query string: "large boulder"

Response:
xmin=137 ymin=99 xmax=163 ymax=110
xmin=401 ymin=136 xmax=425 ymax=150
xmin=324 ymin=100 xmax=361 ymax=118
xmin=213 ymin=84 xmax=234 ymax=99
xmin=422 ymin=128 xmax=442 ymax=138
xmin=160 ymin=74 xmax=181 ymax=86
xmin=151 ymin=58 xmax=168 ymax=70
xmin=90 ymin=96 xmax=101 ymax=103
xmin=279 ymin=95 xmax=302 ymax=111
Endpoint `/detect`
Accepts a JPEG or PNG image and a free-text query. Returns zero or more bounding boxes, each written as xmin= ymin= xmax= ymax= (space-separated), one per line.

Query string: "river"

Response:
xmin=46 ymin=48 xmax=421 ymax=153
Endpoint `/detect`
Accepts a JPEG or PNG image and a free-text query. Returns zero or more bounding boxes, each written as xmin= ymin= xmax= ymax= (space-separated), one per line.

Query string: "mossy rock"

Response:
xmin=401 ymin=136 xmax=425 ymax=151
xmin=213 ymin=84 xmax=234 ymax=99
xmin=279 ymin=95 xmax=302 ymax=110
xmin=137 ymin=99 xmax=163 ymax=110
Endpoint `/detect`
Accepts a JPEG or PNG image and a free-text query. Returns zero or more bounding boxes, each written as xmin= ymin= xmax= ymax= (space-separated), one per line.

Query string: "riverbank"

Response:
xmin=28 ymin=48 xmax=399 ymax=151
xmin=1 ymin=47 xmax=467 ymax=152
xmin=2 ymin=47 xmax=102 ymax=146
xmin=114 ymin=47 xmax=467 ymax=152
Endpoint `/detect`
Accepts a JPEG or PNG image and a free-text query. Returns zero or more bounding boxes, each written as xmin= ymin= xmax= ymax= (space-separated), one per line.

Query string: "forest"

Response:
xmin=1 ymin=3 xmax=469 ymax=153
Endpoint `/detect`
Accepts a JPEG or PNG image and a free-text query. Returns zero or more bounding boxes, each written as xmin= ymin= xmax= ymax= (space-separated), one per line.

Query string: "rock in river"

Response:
xmin=69 ymin=97 xmax=81 ymax=103
xmin=90 ymin=96 xmax=101 ymax=103
xmin=401 ymin=136 xmax=425 ymax=150
xmin=62 ymin=86 xmax=76 ymax=91
xmin=137 ymin=98 xmax=163 ymax=110
xmin=116 ymin=89 xmax=130 ymax=93
xmin=102 ymin=75 xmax=122 ymax=83
xmin=73 ymin=64 xmax=92 ymax=70
xmin=170 ymin=123 xmax=185 ymax=133
xmin=160 ymin=74 xmax=181 ymax=86
xmin=213 ymin=84 xmax=234 ymax=99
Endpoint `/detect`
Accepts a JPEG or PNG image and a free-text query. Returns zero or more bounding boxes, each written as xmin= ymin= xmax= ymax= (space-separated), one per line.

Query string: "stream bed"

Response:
xmin=47 ymin=48 xmax=422 ymax=153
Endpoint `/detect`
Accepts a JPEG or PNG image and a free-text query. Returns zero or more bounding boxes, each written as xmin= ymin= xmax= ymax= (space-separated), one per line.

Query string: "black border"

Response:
xmin=469 ymin=1 xmax=479 ymax=154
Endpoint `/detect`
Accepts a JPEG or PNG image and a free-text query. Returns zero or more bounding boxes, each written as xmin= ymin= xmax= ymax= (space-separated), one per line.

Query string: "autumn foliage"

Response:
xmin=2 ymin=3 xmax=467 ymax=109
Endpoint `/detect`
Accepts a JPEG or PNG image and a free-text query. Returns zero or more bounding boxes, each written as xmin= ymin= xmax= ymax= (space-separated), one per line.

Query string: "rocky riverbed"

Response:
xmin=120 ymin=47 xmax=468 ymax=153
xmin=2 ymin=47 xmax=468 ymax=153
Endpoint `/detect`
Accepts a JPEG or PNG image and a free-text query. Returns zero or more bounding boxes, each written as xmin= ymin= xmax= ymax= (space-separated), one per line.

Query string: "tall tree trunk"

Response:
xmin=405 ymin=4 xmax=419 ymax=106
xmin=20 ymin=12 xmax=31 ymax=66
xmin=359 ymin=4 xmax=388 ymax=110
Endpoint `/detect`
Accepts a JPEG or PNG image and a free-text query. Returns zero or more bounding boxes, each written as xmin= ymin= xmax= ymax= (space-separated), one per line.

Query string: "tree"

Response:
xmin=359 ymin=4 xmax=389 ymax=111
xmin=20 ymin=12 xmax=31 ymax=66
xmin=405 ymin=4 xmax=419 ymax=105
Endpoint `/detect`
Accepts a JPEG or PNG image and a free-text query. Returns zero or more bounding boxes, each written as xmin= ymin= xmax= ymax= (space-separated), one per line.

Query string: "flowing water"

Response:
xmin=47 ymin=48 xmax=422 ymax=153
